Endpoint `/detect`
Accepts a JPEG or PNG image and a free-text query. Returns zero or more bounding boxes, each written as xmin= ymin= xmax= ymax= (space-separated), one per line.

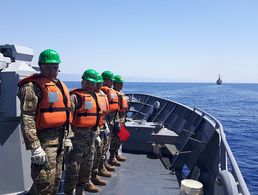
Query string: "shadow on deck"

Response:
xmin=58 ymin=152 xmax=179 ymax=195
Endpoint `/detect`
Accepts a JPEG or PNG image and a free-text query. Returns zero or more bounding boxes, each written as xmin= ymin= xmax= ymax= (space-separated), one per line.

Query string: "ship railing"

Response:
xmin=127 ymin=93 xmax=250 ymax=195
xmin=193 ymin=107 xmax=250 ymax=195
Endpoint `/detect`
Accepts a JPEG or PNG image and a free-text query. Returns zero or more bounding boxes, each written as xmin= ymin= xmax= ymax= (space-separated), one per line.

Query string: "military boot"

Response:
xmin=99 ymin=164 xmax=112 ymax=177
xmin=116 ymin=155 xmax=127 ymax=162
xmin=104 ymin=161 xmax=116 ymax=171
xmin=84 ymin=182 xmax=100 ymax=193
xmin=92 ymin=175 xmax=107 ymax=186
xmin=108 ymin=154 xmax=121 ymax=166
xmin=108 ymin=157 xmax=121 ymax=167
xmin=75 ymin=187 xmax=83 ymax=195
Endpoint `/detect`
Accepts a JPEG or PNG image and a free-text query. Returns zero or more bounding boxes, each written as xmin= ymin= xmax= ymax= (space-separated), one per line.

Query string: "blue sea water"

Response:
xmin=65 ymin=82 xmax=258 ymax=194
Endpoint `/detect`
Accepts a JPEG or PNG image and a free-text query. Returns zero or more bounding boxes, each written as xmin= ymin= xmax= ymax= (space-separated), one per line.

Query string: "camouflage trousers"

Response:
xmin=92 ymin=134 xmax=104 ymax=175
xmin=29 ymin=129 xmax=65 ymax=195
xmin=101 ymin=129 xmax=111 ymax=163
xmin=64 ymin=128 xmax=96 ymax=194
xmin=109 ymin=123 xmax=122 ymax=157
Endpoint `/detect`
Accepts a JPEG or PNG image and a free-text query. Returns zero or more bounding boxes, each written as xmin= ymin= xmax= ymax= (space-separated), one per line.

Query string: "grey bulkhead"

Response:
xmin=0 ymin=45 xmax=36 ymax=194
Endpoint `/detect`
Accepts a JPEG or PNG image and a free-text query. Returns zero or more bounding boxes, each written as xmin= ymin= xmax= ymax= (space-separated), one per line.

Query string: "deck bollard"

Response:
xmin=180 ymin=179 xmax=203 ymax=195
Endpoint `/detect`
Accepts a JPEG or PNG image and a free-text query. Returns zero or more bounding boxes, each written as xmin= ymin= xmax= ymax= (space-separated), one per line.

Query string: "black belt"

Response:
xmin=40 ymin=107 xmax=71 ymax=113
xmin=110 ymin=102 xmax=119 ymax=104
xmin=77 ymin=113 xmax=98 ymax=117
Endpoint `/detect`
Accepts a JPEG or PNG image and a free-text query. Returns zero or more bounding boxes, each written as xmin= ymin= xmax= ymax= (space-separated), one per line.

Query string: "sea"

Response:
xmin=65 ymin=82 xmax=258 ymax=194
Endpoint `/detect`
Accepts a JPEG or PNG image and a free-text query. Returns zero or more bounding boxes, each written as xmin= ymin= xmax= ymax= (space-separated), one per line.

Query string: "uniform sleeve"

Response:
xmin=65 ymin=93 xmax=77 ymax=139
xmin=67 ymin=94 xmax=79 ymax=137
xmin=70 ymin=94 xmax=78 ymax=113
xmin=18 ymin=82 xmax=41 ymax=150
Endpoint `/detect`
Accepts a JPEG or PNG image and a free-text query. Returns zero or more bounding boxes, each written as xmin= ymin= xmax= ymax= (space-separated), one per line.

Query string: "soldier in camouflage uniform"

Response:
xmin=101 ymin=71 xmax=121 ymax=167
xmin=96 ymin=74 xmax=116 ymax=173
xmin=64 ymin=69 xmax=100 ymax=195
xmin=17 ymin=49 xmax=72 ymax=195
xmin=91 ymin=74 xmax=113 ymax=184
xmin=113 ymin=75 xmax=128 ymax=162
xmin=95 ymin=78 xmax=116 ymax=173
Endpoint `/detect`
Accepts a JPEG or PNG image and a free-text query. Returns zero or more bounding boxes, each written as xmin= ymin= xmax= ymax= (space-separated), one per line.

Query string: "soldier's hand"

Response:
xmin=104 ymin=128 xmax=110 ymax=137
xmin=105 ymin=123 xmax=110 ymax=132
xmin=31 ymin=146 xmax=47 ymax=166
xmin=95 ymin=136 xmax=102 ymax=146
xmin=64 ymin=138 xmax=73 ymax=153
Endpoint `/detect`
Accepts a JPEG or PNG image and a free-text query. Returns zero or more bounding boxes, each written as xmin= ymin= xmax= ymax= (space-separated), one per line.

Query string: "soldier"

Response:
xmin=64 ymin=69 xmax=100 ymax=194
xmin=101 ymin=71 xmax=121 ymax=167
xmin=91 ymin=74 xmax=113 ymax=182
xmin=113 ymin=75 xmax=129 ymax=162
xmin=17 ymin=49 xmax=71 ymax=194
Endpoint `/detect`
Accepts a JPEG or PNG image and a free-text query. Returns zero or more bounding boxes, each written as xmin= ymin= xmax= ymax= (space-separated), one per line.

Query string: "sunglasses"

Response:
xmin=42 ymin=65 xmax=59 ymax=70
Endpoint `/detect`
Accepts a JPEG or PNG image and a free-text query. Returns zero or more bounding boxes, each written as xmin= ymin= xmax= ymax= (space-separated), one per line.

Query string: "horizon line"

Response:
xmin=63 ymin=81 xmax=258 ymax=84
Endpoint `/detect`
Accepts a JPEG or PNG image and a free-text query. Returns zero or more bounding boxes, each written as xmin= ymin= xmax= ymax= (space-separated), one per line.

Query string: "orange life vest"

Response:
xmin=101 ymin=86 xmax=119 ymax=113
xmin=18 ymin=74 xmax=71 ymax=130
xmin=96 ymin=91 xmax=109 ymax=127
xmin=116 ymin=91 xmax=128 ymax=113
xmin=70 ymin=89 xmax=98 ymax=128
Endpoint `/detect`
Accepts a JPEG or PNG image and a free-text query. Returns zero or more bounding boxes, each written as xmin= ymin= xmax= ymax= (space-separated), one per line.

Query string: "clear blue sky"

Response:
xmin=1 ymin=0 xmax=258 ymax=83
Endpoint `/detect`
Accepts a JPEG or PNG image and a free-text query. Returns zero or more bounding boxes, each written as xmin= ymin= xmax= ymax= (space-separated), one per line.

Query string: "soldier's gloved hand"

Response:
xmin=104 ymin=128 xmax=110 ymax=137
xmin=95 ymin=136 xmax=102 ymax=147
xmin=31 ymin=146 xmax=47 ymax=166
xmin=64 ymin=138 xmax=73 ymax=153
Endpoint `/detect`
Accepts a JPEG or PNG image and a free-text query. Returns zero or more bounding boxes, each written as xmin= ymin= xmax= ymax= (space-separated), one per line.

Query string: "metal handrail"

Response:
xmin=194 ymin=107 xmax=250 ymax=195
xmin=127 ymin=94 xmax=250 ymax=195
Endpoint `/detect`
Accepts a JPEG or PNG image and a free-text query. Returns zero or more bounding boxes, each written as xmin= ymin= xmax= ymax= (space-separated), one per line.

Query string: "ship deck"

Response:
xmin=59 ymin=152 xmax=179 ymax=195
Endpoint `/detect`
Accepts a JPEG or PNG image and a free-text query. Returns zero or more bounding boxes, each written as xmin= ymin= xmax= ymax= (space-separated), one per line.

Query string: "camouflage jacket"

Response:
xmin=18 ymin=81 xmax=72 ymax=150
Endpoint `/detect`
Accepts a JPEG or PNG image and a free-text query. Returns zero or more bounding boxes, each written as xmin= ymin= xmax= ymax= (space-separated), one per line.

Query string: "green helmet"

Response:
xmin=82 ymin=69 xmax=98 ymax=83
xmin=102 ymin=71 xmax=114 ymax=80
xmin=96 ymin=73 xmax=104 ymax=83
xmin=38 ymin=49 xmax=61 ymax=65
xmin=113 ymin=75 xmax=124 ymax=83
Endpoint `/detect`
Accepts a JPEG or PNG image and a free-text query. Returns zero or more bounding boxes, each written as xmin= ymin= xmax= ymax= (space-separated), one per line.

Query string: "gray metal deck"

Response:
xmin=94 ymin=153 xmax=179 ymax=195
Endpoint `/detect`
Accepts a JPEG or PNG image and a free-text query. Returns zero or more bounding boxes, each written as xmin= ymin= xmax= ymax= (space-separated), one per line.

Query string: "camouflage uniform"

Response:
xmin=18 ymin=82 xmax=69 ymax=195
xmin=108 ymin=112 xmax=121 ymax=161
xmin=94 ymin=90 xmax=111 ymax=172
xmin=99 ymin=125 xmax=111 ymax=167
xmin=111 ymin=91 xmax=127 ymax=160
xmin=91 ymin=128 xmax=103 ymax=176
xmin=64 ymin=94 xmax=96 ymax=194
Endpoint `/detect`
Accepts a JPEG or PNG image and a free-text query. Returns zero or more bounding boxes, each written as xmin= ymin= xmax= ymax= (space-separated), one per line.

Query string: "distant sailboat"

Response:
xmin=216 ymin=74 xmax=222 ymax=85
